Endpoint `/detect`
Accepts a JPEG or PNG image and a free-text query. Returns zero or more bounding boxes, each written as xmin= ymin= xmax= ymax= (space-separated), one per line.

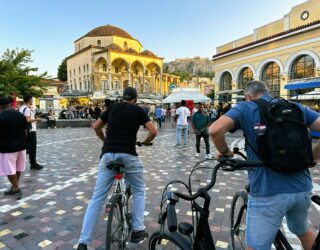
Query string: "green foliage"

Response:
xmin=207 ymin=89 xmax=215 ymax=100
xmin=58 ymin=58 xmax=67 ymax=81
xmin=0 ymin=49 xmax=47 ymax=98
xmin=197 ymin=70 xmax=215 ymax=79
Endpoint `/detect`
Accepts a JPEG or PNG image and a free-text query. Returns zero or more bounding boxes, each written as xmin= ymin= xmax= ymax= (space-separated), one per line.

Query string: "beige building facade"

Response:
xmin=66 ymin=25 xmax=179 ymax=97
xmin=213 ymin=0 xmax=320 ymax=103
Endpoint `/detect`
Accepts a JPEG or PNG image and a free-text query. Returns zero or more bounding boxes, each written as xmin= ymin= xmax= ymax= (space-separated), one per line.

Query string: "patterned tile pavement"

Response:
xmin=1 ymin=122 xmax=320 ymax=249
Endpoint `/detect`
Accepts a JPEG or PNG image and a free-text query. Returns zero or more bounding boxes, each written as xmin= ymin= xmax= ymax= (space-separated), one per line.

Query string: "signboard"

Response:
xmin=39 ymin=100 xmax=46 ymax=110
xmin=169 ymin=83 xmax=177 ymax=91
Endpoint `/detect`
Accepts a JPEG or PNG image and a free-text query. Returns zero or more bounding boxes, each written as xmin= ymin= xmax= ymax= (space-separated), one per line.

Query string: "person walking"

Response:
xmin=0 ymin=97 xmax=28 ymax=195
xmin=175 ymin=100 xmax=190 ymax=147
xmin=155 ymin=105 xmax=162 ymax=129
xmin=19 ymin=95 xmax=43 ymax=170
xmin=192 ymin=104 xmax=213 ymax=159
xmin=170 ymin=106 xmax=176 ymax=127
xmin=209 ymin=81 xmax=319 ymax=250
xmin=77 ymin=87 xmax=157 ymax=250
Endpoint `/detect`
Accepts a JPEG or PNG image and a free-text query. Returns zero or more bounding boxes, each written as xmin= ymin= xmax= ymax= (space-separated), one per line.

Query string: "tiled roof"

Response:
xmin=140 ymin=50 xmax=157 ymax=58
xmin=84 ymin=25 xmax=133 ymax=39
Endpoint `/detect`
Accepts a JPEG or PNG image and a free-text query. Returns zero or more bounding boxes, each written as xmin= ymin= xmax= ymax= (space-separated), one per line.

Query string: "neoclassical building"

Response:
xmin=66 ymin=25 xmax=179 ymax=97
xmin=213 ymin=0 xmax=320 ymax=103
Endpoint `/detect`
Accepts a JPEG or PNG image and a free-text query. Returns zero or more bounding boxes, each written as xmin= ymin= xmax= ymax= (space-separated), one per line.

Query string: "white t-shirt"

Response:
xmin=19 ymin=105 xmax=37 ymax=131
xmin=176 ymin=106 xmax=190 ymax=126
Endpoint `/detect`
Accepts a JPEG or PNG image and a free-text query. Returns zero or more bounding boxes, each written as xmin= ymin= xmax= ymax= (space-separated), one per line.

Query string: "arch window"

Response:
xmin=135 ymin=68 xmax=139 ymax=75
xmin=290 ymin=55 xmax=315 ymax=80
xmin=115 ymin=67 xmax=119 ymax=73
xmin=124 ymin=41 xmax=128 ymax=50
xmin=144 ymin=82 xmax=150 ymax=93
xmin=219 ymin=72 xmax=232 ymax=91
xmin=261 ymin=62 xmax=280 ymax=97
xmin=238 ymin=67 xmax=253 ymax=90
xmin=97 ymin=40 xmax=101 ymax=47
xmin=103 ymin=64 xmax=107 ymax=72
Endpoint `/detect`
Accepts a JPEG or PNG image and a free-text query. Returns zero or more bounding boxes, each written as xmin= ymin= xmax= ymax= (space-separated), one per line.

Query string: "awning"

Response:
xmin=139 ymin=99 xmax=155 ymax=104
xmin=284 ymin=78 xmax=320 ymax=90
xmin=162 ymin=89 xmax=211 ymax=104
xmin=216 ymin=89 xmax=243 ymax=95
xmin=290 ymin=90 xmax=320 ymax=100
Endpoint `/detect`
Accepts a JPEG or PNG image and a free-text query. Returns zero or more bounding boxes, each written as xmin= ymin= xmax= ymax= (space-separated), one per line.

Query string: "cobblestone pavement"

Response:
xmin=1 ymin=123 xmax=320 ymax=250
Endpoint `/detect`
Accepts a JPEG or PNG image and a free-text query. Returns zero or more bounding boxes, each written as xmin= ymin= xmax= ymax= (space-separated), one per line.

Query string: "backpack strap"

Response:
xmin=244 ymin=98 xmax=269 ymax=159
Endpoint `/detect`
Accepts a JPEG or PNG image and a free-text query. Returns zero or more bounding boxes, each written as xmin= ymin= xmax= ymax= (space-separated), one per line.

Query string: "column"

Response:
xmin=108 ymin=70 xmax=112 ymax=91
xmin=160 ymin=69 xmax=163 ymax=97
xmin=280 ymin=73 xmax=289 ymax=100
xmin=128 ymin=63 xmax=131 ymax=86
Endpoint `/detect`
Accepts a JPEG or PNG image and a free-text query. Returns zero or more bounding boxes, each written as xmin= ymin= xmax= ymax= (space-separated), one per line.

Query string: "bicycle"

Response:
xmin=230 ymin=148 xmax=320 ymax=250
xmin=105 ymin=141 xmax=152 ymax=250
xmin=149 ymin=156 xmax=262 ymax=250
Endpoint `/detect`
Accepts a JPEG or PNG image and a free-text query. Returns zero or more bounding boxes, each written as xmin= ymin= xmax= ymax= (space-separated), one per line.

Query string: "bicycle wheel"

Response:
xmin=105 ymin=195 xmax=128 ymax=250
xmin=149 ymin=231 xmax=188 ymax=250
xmin=230 ymin=191 xmax=248 ymax=250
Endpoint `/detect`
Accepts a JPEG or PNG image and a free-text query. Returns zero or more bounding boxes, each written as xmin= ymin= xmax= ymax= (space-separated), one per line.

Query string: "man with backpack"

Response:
xmin=19 ymin=95 xmax=44 ymax=170
xmin=209 ymin=81 xmax=319 ymax=250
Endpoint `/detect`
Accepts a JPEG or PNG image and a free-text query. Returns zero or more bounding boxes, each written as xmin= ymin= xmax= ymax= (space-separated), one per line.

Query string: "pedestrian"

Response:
xmin=175 ymin=100 xmax=190 ymax=147
xmin=209 ymin=81 xmax=319 ymax=249
xmin=77 ymin=87 xmax=157 ymax=250
xmin=192 ymin=104 xmax=213 ymax=159
xmin=19 ymin=95 xmax=44 ymax=170
xmin=47 ymin=110 xmax=56 ymax=128
xmin=155 ymin=105 xmax=162 ymax=129
xmin=170 ymin=106 xmax=176 ymax=127
xmin=0 ymin=97 xmax=28 ymax=195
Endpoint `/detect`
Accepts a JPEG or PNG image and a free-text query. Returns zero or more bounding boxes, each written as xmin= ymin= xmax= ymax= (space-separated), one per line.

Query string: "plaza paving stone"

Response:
xmin=0 ymin=123 xmax=320 ymax=249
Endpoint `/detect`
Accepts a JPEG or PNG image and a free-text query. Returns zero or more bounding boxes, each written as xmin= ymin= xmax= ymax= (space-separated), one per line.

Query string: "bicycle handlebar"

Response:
xmin=174 ymin=158 xmax=262 ymax=201
xmin=166 ymin=203 xmax=177 ymax=232
xmin=136 ymin=141 xmax=153 ymax=147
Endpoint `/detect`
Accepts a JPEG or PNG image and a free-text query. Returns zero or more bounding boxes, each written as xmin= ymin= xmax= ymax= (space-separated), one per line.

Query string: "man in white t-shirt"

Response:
xmin=19 ymin=95 xmax=43 ymax=170
xmin=175 ymin=100 xmax=191 ymax=147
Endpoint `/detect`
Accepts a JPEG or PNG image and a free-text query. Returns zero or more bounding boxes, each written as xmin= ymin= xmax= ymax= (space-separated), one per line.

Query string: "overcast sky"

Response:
xmin=0 ymin=0 xmax=305 ymax=77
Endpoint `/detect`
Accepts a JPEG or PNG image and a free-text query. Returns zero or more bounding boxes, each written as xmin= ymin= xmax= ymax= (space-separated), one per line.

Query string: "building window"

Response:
xmin=83 ymin=65 xmax=85 ymax=72
xmin=135 ymin=68 xmax=139 ymax=75
xmin=238 ymin=67 xmax=253 ymax=90
xmin=73 ymin=69 xmax=75 ymax=75
xmin=97 ymin=40 xmax=101 ymax=47
xmin=103 ymin=64 xmax=107 ymax=72
xmin=220 ymin=72 xmax=232 ymax=91
xmin=144 ymin=82 xmax=150 ymax=93
xmin=115 ymin=67 xmax=119 ymax=73
xmin=87 ymin=64 xmax=89 ymax=72
xmin=79 ymin=67 xmax=81 ymax=74
xmin=78 ymin=44 xmax=80 ymax=51
xmin=291 ymin=55 xmax=315 ymax=80
xmin=145 ymin=70 xmax=149 ymax=76
xmin=69 ymin=70 xmax=72 ymax=77
xmin=124 ymin=41 xmax=128 ymax=50
xmin=261 ymin=62 xmax=280 ymax=97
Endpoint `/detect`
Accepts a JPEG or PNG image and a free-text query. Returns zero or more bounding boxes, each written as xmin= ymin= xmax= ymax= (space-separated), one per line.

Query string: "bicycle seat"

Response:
xmin=106 ymin=161 xmax=125 ymax=173
xmin=311 ymin=195 xmax=320 ymax=206
xmin=178 ymin=222 xmax=193 ymax=236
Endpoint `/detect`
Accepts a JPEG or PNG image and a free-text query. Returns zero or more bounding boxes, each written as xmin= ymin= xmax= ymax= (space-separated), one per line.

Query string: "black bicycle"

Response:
xmin=149 ymin=156 xmax=262 ymax=250
xmin=230 ymin=148 xmax=320 ymax=250
xmin=105 ymin=141 xmax=152 ymax=250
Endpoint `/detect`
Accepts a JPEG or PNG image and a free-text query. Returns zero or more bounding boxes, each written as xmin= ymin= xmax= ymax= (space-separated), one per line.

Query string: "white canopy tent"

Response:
xmin=290 ymin=90 xmax=320 ymax=101
xmin=162 ymin=88 xmax=211 ymax=104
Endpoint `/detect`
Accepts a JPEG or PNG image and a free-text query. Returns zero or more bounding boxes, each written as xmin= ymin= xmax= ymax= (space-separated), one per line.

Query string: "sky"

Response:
xmin=0 ymin=0 xmax=306 ymax=77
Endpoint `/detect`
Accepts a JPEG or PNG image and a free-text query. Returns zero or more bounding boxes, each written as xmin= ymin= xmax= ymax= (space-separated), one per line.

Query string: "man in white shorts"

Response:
xmin=0 ymin=97 xmax=28 ymax=195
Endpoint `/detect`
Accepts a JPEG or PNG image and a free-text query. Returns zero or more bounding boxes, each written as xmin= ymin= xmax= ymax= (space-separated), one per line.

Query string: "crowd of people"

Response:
xmin=2 ymin=81 xmax=320 ymax=250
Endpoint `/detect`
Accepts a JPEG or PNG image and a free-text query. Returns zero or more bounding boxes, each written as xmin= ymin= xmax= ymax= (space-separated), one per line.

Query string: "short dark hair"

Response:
xmin=23 ymin=95 xmax=33 ymax=103
xmin=104 ymin=99 xmax=112 ymax=107
xmin=181 ymin=100 xmax=186 ymax=106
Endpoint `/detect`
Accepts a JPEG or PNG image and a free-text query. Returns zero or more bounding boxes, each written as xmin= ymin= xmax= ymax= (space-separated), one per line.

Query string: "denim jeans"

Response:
xmin=79 ymin=153 xmax=145 ymax=245
xmin=246 ymin=191 xmax=311 ymax=249
xmin=176 ymin=124 xmax=188 ymax=145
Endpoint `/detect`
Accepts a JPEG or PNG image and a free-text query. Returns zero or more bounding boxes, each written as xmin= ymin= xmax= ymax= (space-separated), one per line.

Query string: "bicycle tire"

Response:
xmin=230 ymin=191 xmax=248 ymax=250
xmin=105 ymin=195 xmax=128 ymax=250
xmin=149 ymin=230 xmax=190 ymax=250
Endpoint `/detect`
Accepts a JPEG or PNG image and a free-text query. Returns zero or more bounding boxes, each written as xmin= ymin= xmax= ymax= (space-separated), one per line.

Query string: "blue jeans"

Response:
xmin=246 ymin=191 xmax=311 ymax=249
xmin=79 ymin=153 xmax=145 ymax=245
xmin=176 ymin=124 xmax=188 ymax=145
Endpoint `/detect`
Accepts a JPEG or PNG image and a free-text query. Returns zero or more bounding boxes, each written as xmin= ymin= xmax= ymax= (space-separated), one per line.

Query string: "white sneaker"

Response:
xmin=195 ymin=153 xmax=200 ymax=158
xmin=206 ymin=154 xmax=213 ymax=160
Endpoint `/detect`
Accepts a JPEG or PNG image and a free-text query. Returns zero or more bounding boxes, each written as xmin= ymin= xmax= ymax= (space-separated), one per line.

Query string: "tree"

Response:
xmin=0 ymin=49 xmax=47 ymax=97
xmin=207 ymin=89 xmax=215 ymax=100
xmin=57 ymin=58 xmax=67 ymax=81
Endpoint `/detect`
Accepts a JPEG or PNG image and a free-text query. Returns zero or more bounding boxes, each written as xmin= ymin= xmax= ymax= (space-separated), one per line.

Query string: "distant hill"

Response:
xmin=164 ymin=57 xmax=215 ymax=80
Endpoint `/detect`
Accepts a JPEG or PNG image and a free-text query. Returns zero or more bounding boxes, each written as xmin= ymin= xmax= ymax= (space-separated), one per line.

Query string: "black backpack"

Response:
xmin=248 ymin=97 xmax=313 ymax=173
